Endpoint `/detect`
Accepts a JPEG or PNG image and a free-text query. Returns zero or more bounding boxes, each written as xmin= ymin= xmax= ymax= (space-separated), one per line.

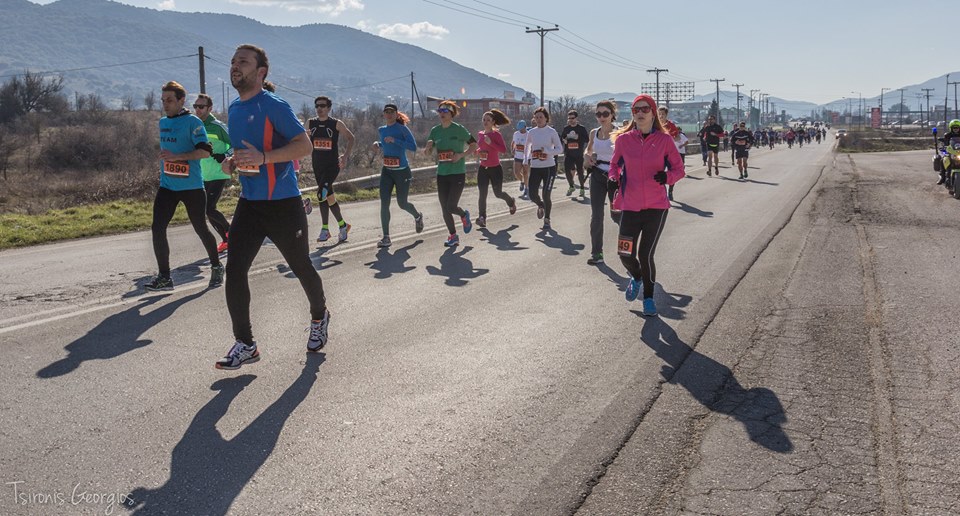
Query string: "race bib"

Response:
xmin=567 ymin=142 xmax=579 ymax=150
xmin=162 ymin=161 xmax=189 ymax=177
xmin=532 ymin=150 xmax=547 ymax=161
xmin=515 ymin=144 xmax=525 ymax=152
xmin=736 ymin=139 xmax=746 ymax=146
xmin=383 ymin=156 xmax=401 ymax=168
xmin=617 ymin=235 xmax=634 ymax=257
xmin=437 ymin=151 xmax=454 ymax=162
xmin=236 ymin=163 xmax=260 ymax=176
xmin=313 ymin=138 xmax=333 ymax=150
xmin=478 ymin=151 xmax=489 ymax=161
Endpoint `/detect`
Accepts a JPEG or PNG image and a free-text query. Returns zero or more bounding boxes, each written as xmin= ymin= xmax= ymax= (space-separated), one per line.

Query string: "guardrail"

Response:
xmin=301 ymin=157 xmax=518 ymax=193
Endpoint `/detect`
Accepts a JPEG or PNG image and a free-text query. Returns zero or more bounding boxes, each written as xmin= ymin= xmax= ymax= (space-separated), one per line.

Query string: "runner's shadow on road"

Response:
xmin=37 ymin=291 xmax=206 ymax=378
xmin=671 ymin=201 xmax=714 ymax=218
xmin=425 ymin=245 xmax=489 ymax=287
xmin=127 ymin=353 xmax=325 ymax=515
xmin=637 ymin=317 xmax=792 ymax=453
xmin=596 ymin=262 xmax=628 ymax=292
xmin=479 ymin=225 xmax=527 ymax=251
xmin=681 ymin=174 xmax=704 ymax=181
xmin=535 ymin=228 xmax=585 ymax=256
xmin=364 ymin=240 xmax=422 ymax=279
xmin=124 ymin=258 xmax=212 ymax=299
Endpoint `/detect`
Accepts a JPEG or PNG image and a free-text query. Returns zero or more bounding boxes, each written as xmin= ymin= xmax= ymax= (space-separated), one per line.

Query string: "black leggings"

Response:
xmin=589 ymin=168 xmax=618 ymax=256
xmin=564 ymin=154 xmax=585 ymax=189
xmin=528 ymin=166 xmax=557 ymax=218
xmin=618 ymin=209 xmax=668 ymax=300
xmin=226 ymin=197 xmax=326 ymax=345
xmin=204 ymin=179 xmax=231 ymax=240
xmin=152 ymin=187 xmax=220 ymax=277
xmin=477 ymin=165 xmax=515 ymax=218
xmin=437 ymin=174 xmax=466 ymax=234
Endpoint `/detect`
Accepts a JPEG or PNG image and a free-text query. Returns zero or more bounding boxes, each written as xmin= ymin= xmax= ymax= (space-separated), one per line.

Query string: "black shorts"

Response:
xmin=706 ymin=144 xmax=720 ymax=154
xmin=734 ymin=148 xmax=749 ymax=159
xmin=312 ymin=162 xmax=340 ymax=194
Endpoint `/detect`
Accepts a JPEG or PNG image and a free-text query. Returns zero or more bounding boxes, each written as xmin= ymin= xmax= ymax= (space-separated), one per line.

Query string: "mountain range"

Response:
xmin=0 ymin=0 xmax=529 ymax=109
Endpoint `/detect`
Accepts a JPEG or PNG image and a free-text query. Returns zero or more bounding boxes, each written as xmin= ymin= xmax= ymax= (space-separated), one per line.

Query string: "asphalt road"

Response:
xmin=3 ymin=140 xmax=955 ymax=515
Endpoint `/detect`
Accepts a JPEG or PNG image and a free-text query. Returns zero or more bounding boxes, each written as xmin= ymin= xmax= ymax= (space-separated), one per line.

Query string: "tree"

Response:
xmin=0 ymin=127 xmax=16 ymax=181
xmin=121 ymin=94 xmax=136 ymax=111
xmin=143 ymin=90 xmax=156 ymax=111
xmin=0 ymin=72 xmax=66 ymax=123
xmin=298 ymin=101 xmax=312 ymax=123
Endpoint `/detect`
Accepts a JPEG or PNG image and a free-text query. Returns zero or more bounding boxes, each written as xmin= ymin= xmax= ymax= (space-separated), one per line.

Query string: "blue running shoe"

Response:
xmin=625 ymin=278 xmax=641 ymax=301
xmin=444 ymin=233 xmax=460 ymax=247
xmin=642 ymin=297 xmax=657 ymax=316
xmin=462 ymin=210 xmax=472 ymax=234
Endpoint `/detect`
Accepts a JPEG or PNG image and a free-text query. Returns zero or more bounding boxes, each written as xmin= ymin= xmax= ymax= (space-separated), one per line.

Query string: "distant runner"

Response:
xmin=308 ymin=95 xmax=354 ymax=244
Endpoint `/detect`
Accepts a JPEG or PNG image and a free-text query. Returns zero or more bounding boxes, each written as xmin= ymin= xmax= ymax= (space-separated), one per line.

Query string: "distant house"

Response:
xmin=426 ymin=91 xmax=535 ymax=120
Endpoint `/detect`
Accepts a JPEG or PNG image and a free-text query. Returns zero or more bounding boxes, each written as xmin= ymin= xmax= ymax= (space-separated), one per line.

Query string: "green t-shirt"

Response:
xmin=428 ymin=122 xmax=473 ymax=176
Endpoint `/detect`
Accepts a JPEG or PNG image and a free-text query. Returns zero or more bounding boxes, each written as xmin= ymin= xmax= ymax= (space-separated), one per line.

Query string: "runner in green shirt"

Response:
xmin=424 ymin=100 xmax=477 ymax=247
xmin=195 ymin=93 xmax=233 ymax=253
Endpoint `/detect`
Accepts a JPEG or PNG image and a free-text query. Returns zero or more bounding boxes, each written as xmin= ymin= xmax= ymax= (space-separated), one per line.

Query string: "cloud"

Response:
xmin=226 ymin=0 xmax=364 ymax=15
xmin=376 ymin=21 xmax=449 ymax=40
xmin=356 ymin=19 xmax=371 ymax=30
xmin=497 ymin=73 xmax=511 ymax=78
xmin=157 ymin=0 xmax=175 ymax=9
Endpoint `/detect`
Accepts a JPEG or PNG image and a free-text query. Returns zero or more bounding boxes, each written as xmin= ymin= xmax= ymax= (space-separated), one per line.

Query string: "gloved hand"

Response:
xmin=654 ymin=171 xmax=667 ymax=185
xmin=212 ymin=153 xmax=226 ymax=163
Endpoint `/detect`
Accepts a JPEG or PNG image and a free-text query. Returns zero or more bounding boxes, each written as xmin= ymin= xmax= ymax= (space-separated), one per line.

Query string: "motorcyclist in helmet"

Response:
xmin=938 ymin=119 xmax=960 ymax=186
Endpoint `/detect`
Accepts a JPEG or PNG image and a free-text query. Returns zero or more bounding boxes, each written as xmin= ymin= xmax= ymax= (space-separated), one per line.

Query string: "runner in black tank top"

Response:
xmin=309 ymin=96 xmax=354 ymax=244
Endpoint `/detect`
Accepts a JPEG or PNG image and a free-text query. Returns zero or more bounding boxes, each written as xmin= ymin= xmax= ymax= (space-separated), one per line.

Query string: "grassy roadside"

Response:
xmin=0 ymin=179 xmax=480 ymax=250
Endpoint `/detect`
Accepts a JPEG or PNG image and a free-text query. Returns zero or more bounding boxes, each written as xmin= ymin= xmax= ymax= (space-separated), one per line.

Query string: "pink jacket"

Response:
xmin=609 ymin=129 xmax=685 ymax=211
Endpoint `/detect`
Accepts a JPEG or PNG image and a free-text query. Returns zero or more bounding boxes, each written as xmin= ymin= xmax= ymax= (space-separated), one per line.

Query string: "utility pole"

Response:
xmin=525 ymin=25 xmax=559 ymax=107
xmin=646 ymin=67 xmax=668 ymax=105
xmin=732 ymin=83 xmax=743 ymax=123
xmin=922 ymin=88 xmax=935 ymax=128
xmin=410 ymin=72 xmax=415 ymax=120
xmin=898 ymin=88 xmax=905 ymax=130
xmin=946 ymin=74 xmax=950 ymax=125
xmin=710 ymin=78 xmax=724 ymax=123
xmin=198 ymin=46 xmax=206 ymax=94
xmin=949 ymin=81 xmax=960 ymax=121
xmin=880 ymin=87 xmax=890 ymax=128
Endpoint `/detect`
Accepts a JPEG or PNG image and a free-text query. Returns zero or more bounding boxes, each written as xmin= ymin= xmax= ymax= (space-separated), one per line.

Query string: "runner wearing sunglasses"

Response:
xmin=585 ymin=100 xmax=619 ymax=265
xmin=308 ymin=96 xmax=354 ymax=244
xmin=561 ymin=110 xmax=590 ymax=197
xmin=194 ymin=93 xmax=233 ymax=254
xmin=424 ymin=100 xmax=476 ymax=247
xmin=609 ymin=95 xmax=685 ymax=316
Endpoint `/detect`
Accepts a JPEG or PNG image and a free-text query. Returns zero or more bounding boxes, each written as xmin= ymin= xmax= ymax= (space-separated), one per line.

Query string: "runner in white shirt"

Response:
xmin=511 ymin=120 xmax=530 ymax=199
xmin=523 ymin=107 xmax=562 ymax=230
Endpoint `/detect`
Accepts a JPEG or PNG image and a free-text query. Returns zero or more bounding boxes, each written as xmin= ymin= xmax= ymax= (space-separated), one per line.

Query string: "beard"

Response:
xmin=231 ymin=71 xmax=257 ymax=93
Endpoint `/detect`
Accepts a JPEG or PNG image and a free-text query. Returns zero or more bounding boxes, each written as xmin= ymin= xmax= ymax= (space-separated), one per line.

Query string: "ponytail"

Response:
xmin=396 ymin=111 xmax=410 ymax=125
xmin=485 ymin=108 xmax=510 ymax=126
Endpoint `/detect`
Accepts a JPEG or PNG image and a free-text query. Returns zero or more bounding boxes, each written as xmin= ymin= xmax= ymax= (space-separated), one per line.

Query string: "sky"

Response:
xmin=31 ymin=0 xmax=947 ymax=105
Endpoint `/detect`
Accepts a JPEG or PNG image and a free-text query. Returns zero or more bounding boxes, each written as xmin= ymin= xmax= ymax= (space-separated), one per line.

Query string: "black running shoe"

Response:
xmin=145 ymin=275 xmax=174 ymax=291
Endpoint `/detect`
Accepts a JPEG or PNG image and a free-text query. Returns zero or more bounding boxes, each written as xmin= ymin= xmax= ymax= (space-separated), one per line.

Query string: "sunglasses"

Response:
xmin=383 ymin=109 xmax=397 ymax=114
xmin=192 ymin=104 xmax=210 ymax=109
xmin=631 ymin=105 xmax=653 ymax=114
xmin=437 ymin=107 xmax=452 ymax=114
xmin=595 ymin=111 xmax=611 ymax=118
xmin=316 ymin=104 xmax=331 ymax=109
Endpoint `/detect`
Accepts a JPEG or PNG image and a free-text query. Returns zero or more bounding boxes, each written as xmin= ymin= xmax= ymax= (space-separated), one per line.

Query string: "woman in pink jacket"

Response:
xmin=608 ymin=95 xmax=685 ymax=316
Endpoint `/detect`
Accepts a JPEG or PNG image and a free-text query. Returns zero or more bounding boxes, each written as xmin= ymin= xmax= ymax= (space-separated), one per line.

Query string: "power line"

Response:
xmin=472 ymin=0 xmax=555 ymax=26
xmin=0 ymin=54 xmax=199 ymax=80
xmin=440 ymin=0 xmax=533 ymax=27
xmin=546 ymin=34 xmax=646 ymax=73
xmin=420 ymin=0 xmax=524 ymax=27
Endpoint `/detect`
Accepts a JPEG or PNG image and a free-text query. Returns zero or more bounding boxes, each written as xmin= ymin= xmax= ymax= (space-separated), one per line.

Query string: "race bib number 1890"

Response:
xmin=163 ymin=161 xmax=189 ymax=177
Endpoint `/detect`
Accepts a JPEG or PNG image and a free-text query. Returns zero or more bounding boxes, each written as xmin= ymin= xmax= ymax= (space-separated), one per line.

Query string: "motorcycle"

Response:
xmin=933 ymin=127 xmax=960 ymax=199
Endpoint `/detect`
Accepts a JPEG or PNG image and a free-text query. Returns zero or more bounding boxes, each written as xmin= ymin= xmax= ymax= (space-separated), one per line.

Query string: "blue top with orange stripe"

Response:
xmin=227 ymin=90 xmax=306 ymax=200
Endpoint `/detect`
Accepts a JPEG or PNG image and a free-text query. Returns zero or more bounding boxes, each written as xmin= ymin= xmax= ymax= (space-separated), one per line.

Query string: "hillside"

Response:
xmin=0 ymin=0 xmax=529 ymax=107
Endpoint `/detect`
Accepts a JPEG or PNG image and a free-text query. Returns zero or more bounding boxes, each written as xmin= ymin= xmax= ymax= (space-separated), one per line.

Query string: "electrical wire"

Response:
xmin=0 ymin=54 xmax=199 ymax=80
